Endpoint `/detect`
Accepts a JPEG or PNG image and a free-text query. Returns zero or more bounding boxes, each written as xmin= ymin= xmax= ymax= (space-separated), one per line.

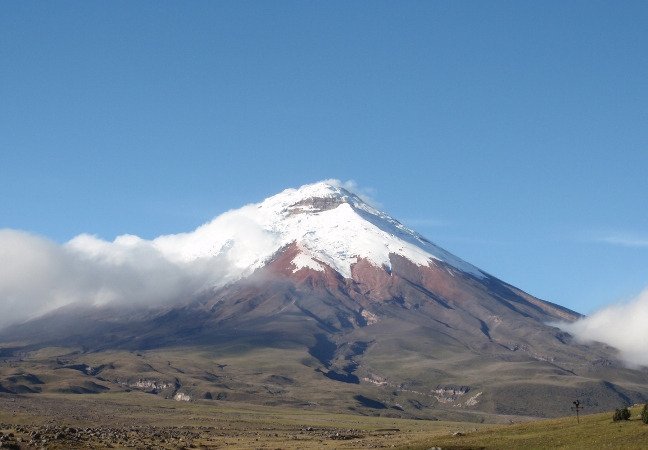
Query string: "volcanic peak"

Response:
xmin=257 ymin=181 xmax=485 ymax=279
xmin=150 ymin=180 xmax=484 ymax=284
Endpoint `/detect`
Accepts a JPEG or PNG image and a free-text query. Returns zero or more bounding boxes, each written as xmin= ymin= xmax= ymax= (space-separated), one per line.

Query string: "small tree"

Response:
xmin=641 ymin=404 xmax=648 ymax=424
xmin=613 ymin=407 xmax=631 ymax=422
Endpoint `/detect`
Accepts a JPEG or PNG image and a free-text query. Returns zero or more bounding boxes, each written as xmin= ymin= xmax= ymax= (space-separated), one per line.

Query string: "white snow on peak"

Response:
xmin=291 ymin=252 xmax=325 ymax=273
xmin=150 ymin=180 xmax=485 ymax=282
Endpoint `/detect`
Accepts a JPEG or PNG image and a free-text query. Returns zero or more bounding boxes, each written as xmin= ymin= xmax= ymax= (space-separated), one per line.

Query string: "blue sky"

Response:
xmin=1 ymin=1 xmax=647 ymax=314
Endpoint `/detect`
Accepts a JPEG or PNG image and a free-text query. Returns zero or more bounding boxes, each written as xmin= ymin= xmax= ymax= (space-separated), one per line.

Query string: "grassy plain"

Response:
xmin=1 ymin=392 xmax=647 ymax=449
xmin=0 ymin=391 xmax=488 ymax=449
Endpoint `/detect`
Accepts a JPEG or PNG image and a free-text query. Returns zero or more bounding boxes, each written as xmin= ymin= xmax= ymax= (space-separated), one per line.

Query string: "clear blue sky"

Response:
xmin=2 ymin=1 xmax=647 ymax=314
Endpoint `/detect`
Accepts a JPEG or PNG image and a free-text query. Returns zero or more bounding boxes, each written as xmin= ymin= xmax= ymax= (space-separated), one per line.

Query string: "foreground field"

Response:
xmin=0 ymin=392 xmax=489 ymax=449
xmin=1 ymin=392 xmax=647 ymax=449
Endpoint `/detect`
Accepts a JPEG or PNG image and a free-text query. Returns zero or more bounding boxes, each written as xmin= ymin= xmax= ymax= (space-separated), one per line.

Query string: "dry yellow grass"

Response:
xmin=410 ymin=404 xmax=648 ymax=449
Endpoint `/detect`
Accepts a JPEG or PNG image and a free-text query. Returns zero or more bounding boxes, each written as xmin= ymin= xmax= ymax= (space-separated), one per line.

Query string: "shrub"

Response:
xmin=613 ymin=407 xmax=631 ymax=422
xmin=641 ymin=404 xmax=648 ymax=424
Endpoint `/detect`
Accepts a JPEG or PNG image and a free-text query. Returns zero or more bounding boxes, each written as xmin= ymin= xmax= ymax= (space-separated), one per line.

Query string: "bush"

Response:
xmin=641 ymin=404 xmax=648 ymax=424
xmin=613 ymin=407 xmax=631 ymax=422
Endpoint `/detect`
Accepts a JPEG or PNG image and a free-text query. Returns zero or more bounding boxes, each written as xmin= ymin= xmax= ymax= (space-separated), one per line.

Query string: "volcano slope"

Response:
xmin=1 ymin=181 xmax=647 ymax=421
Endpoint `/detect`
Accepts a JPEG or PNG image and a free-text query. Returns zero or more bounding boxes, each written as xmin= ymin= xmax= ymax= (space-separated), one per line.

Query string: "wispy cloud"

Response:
xmin=401 ymin=218 xmax=450 ymax=228
xmin=558 ymin=287 xmax=648 ymax=368
xmin=325 ymin=179 xmax=382 ymax=209
xmin=595 ymin=234 xmax=648 ymax=248
xmin=433 ymin=236 xmax=511 ymax=246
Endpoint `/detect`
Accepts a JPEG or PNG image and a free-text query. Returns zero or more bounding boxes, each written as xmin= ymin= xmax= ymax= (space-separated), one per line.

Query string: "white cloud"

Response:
xmin=0 ymin=229 xmax=230 ymax=328
xmin=558 ymin=288 xmax=648 ymax=367
xmin=0 ymin=205 xmax=284 ymax=328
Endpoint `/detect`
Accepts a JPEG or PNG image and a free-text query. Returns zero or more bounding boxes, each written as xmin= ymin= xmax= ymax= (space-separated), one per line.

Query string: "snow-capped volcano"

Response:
xmin=148 ymin=180 xmax=484 ymax=283
xmin=6 ymin=180 xmax=648 ymax=421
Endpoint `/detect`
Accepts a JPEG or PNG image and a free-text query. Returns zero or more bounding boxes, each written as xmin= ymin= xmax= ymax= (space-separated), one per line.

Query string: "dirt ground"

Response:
xmin=0 ymin=392 xmax=488 ymax=449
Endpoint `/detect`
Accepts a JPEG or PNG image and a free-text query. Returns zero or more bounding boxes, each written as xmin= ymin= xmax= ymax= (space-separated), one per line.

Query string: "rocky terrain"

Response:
xmin=0 ymin=423 xmax=200 ymax=449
